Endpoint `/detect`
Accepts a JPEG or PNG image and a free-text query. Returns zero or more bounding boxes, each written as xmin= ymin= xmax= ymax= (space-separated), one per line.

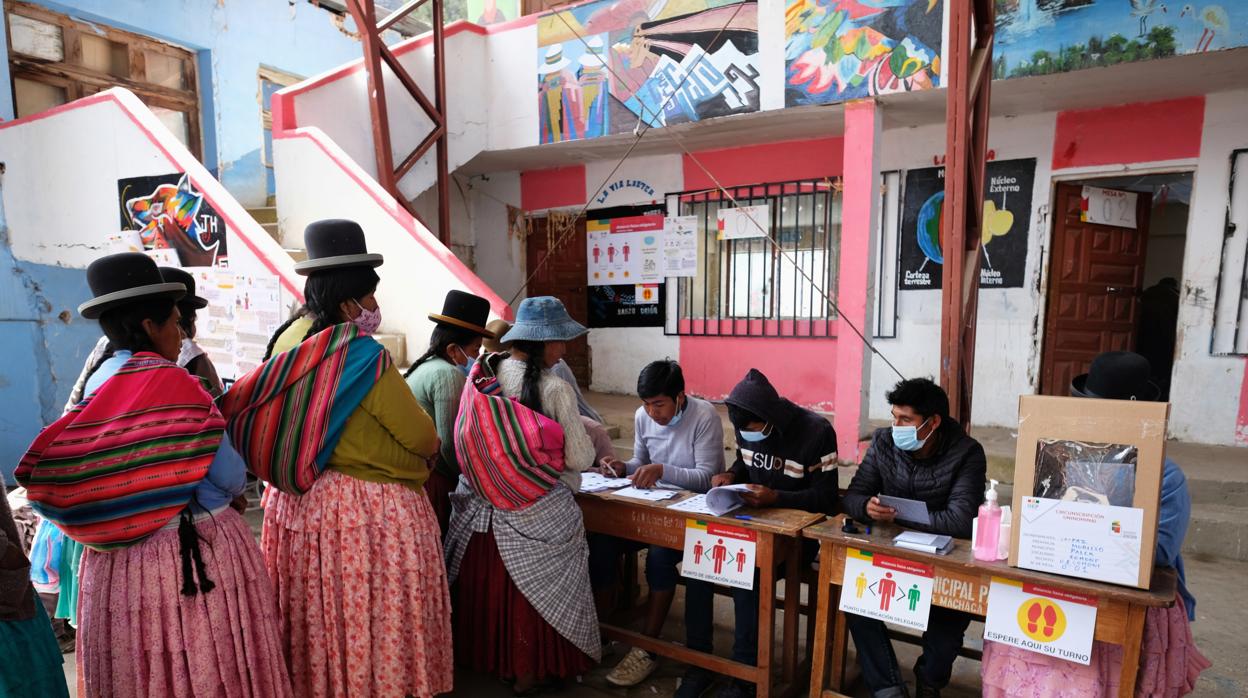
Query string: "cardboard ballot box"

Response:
xmin=1009 ymin=395 xmax=1168 ymax=589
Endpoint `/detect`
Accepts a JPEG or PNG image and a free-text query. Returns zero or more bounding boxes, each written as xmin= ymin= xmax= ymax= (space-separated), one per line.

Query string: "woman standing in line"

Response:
xmin=445 ymin=296 xmax=601 ymax=695
xmin=227 ymin=219 xmax=453 ymax=697
xmin=16 ymin=252 xmax=291 ymax=697
xmin=406 ymin=289 xmax=496 ymax=533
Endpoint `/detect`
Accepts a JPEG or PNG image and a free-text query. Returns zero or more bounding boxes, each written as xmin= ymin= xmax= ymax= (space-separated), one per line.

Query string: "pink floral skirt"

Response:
xmin=262 ymin=470 xmax=454 ymax=697
xmin=982 ymin=594 xmax=1210 ymax=697
xmin=76 ymin=507 xmax=293 ymax=698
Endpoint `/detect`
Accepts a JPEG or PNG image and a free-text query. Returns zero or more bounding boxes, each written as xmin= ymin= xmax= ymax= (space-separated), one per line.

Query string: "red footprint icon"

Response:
xmin=1026 ymin=602 xmax=1042 ymax=634
xmin=1043 ymin=605 xmax=1059 ymax=638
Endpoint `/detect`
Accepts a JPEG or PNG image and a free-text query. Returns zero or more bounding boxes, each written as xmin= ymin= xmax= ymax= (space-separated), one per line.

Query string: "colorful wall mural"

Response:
xmin=994 ymin=0 xmax=1248 ymax=79
xmin=784 ymin=0 xmax=943 ymax=106
xmin=467 ymin=0 xmax=518 ymax=25
xmin=537 ymin=0 xmax=761 ymax=144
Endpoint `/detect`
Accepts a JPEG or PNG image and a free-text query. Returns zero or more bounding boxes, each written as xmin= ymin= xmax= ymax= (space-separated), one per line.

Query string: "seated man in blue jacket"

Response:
xmin=842 ymin=378 xmax=986 ymax=698
xmin=677 ymin=368 xmax=840 ymax=698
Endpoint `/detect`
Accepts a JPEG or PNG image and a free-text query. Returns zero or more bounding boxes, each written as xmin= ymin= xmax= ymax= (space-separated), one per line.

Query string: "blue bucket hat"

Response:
xmin=499 ymin=296 xmax=587 ymax=344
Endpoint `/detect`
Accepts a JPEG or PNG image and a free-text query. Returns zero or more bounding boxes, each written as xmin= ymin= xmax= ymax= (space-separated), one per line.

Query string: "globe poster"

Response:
xmin=898 ymin=158 xmax=1035 ymax=290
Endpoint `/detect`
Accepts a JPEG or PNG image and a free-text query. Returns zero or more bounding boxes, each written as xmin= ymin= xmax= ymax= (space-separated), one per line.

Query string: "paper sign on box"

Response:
xmin=984 ymin=577 xmax=1097 ymax=665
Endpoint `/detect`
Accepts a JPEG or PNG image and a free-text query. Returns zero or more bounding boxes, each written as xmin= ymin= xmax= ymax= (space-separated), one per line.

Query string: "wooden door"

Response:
xmin=526 ymin=215 xmax=591 ymax=387
xmin=1040 ymin=184 xmax=1152 ymax=395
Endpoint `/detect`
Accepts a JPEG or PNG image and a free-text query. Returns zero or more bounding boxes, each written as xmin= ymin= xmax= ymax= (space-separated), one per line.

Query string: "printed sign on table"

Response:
xmin=1017 ymin=497 xmax=1144 ymax=587
xmin=681 ymin=520 xmax=756 ymax=590
xmin=663 ymin=215 xmax=698 ymax=277
xmin=984 ymin=577 xmax=1097 ymax=665
xmin=1080 ymin=186 xmax=1138 ymax=229
xmin=839 ymin=548 xmax=935 ymax=631
xmin=716 ymin=205 xmax=769 ymax=241
xmin=587 ymin=215 xmax=664 ymax=286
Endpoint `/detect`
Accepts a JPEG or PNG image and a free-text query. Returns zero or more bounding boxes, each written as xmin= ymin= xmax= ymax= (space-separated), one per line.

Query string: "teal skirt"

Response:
xmin=0 ymin=601 xmax=69 ymax=698
xmin=53 ymin=537 xmax=83 ymax=627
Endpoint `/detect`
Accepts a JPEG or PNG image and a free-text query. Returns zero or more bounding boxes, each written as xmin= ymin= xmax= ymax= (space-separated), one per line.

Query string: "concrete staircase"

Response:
xmin=246 ymin=206 xmax=407 ymax=366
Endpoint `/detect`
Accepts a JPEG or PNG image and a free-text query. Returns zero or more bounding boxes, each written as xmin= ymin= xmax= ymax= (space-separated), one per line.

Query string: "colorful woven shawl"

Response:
xmin=454 ymin=357 xmax=565 ymax=510
xmin=221 ymin=322 xmax=389 ymax=495
xmin=15 ymin=353 xmax=223 ymax=551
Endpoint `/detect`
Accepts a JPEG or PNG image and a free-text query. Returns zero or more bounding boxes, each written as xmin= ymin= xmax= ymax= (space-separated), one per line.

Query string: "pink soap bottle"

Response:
xmin=974 ymin=479 xmax=1002 ymax=561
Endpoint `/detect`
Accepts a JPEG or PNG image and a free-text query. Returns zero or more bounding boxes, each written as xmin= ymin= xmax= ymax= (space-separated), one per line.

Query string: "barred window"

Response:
xmin=668 ymin=179 xmax=841 ymax=337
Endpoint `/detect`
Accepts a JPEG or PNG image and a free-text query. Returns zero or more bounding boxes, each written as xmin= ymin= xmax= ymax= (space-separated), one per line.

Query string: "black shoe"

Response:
xmin=715 ymin=679 xmax=755 ymax=698
xmin=674 ymin=667 xmax=715 ymax=698
xmin=914 ymin=679 xmax=941 ymax=698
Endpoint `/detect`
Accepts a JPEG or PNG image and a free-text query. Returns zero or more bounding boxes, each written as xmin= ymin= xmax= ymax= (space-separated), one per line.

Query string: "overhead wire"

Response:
xmin=504 ymin=1 xmax=906 ymax=380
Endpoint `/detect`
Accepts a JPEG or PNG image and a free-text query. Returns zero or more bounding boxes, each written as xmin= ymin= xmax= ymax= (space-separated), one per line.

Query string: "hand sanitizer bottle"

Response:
xmin=974 ymin=479 xmax=1002 ymax=561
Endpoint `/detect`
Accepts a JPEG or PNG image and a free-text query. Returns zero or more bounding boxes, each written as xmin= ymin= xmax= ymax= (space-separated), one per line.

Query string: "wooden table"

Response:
xmin=577 ymin=490 xmax=825 ymax=698
xmin=805 ymin=516 xmax=1177 ymax=698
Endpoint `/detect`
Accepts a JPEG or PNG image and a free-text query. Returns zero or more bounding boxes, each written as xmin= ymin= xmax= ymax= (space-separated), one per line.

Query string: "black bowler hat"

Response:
xmin=159 ymin=267 xmax=208 ymax=309
xmin=1071 ymin=351 xmax=1161 ymax=401
xmin=429 ymin=290 xmax=494 ymax=338
xmin=79 ymin=253 xmax=186 ymax=319
xmin=294 ymin=219 xmax=384 ymax=275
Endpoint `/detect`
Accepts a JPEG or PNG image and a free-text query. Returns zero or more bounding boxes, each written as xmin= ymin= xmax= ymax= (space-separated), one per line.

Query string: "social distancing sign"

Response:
xmin=838 ymin=548 xmax=936 ymax=631
xmin=984 ymin=577 xmax=1098 ymax=665
xmin=680 ymin=520 xmax=756 ymax=590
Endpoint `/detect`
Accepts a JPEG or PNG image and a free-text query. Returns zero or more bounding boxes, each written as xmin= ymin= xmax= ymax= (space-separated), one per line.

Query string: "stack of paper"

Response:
xmin=893 ymin=531 xmax=955 ymax=555
xmin=612 ymin=486 xmax=681 ymax=501
xmin=579 ymin=472 xmax=632 ymax=493
xmin=702 ymin=484 xmax=753 ymax=516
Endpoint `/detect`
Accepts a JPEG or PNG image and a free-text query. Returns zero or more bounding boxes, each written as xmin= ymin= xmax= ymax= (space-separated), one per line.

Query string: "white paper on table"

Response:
xmin=877 ymin=495 xmax=932 ymax=526
xmin=704 ymin=484 xmax=752 ymax=515
xmin=668 ymin=494 xmax=726 ymax=516
xmin=1016 ymin=497 xmax=1143 ymax=586
xmin=612 ymin=486 xmax=681 ymax=501
xmin=579 ymin=472 xmax=632 ymax=493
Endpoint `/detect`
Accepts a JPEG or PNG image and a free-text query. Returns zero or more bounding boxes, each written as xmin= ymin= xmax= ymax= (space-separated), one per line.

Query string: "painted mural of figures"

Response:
xmin=578 ymin=36 xmax=612 ymax=139
xmin=538 ymin=45 xmax=586 ymax=143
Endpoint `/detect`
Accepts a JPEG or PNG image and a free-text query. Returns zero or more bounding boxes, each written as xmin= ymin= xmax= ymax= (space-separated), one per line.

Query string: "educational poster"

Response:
xmin=586 ymin=215 xmax=663 ymax=286
xmin=191 ymin=267 xmax=237 ymax=380
xmin=118 ymin=173 xmax=227 ymax=268
xmin=1016 ymin=497 xmax=1144 ymax=587
xmin=716 ymin=204 xmax=769 ymax=240
xmin=588 ymin=285 xmax=664 ymax=328
xmin=232 ymin=274 xmax=282 ymax=376
xmin=663 ymin=215 xmax=699 ymax=277
xmin=983 ymin=577 xmax=1097 ymax=665
xmin=898 ymin=158 xmax=1035 ymax=290
xmin=838 ymin=548 xmax=935 ymax=631
xmin=681 ymin=519 xmax=756 ymax=590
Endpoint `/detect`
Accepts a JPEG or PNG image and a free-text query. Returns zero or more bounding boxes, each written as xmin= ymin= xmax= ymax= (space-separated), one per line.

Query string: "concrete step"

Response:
xmin=247 ymin=207 xmax=278 ymax=224
xmin=1184 ymin=504 xmax=1248 ymax=561
xmin=262 ymin=222 xmax=280 ymax=242
xmin=285 ymin=248 xmax=307 ymax=262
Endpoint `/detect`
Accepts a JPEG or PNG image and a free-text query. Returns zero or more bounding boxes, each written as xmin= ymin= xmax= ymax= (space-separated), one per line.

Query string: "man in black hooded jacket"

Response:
xmin=674 ymin=369 xmax=839 ymax=698
xmin=842 ymin=377 xmax=986 ymax=698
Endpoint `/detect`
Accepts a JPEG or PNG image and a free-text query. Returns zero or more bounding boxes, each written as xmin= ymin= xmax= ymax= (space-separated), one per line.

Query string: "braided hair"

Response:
xmin=511 ymin=339 xmax=547 ymax=414
xmin=405 ymin=324 xmax=480 ymax=378
xmin=98 ymin=298 xmax=177 ymax=355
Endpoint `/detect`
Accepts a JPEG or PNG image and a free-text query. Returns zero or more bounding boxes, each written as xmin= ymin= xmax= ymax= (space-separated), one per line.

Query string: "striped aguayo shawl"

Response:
xmin=221 ymin=322 xmax=389 ymax=495
xmin=453 ymin=356 xmax=565 ymax=510
xmin=15 ymin=353 xmax=223 ymax=551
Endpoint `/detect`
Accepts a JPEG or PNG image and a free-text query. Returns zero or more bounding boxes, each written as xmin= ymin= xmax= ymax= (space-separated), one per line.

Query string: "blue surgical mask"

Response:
xmin=739 ymin=425 xmax=770 ymax=442
xmin=662 ymin=397 xmax=686 ymax=428
xmin=453 ymin=345 xmax=475 ymax=377
xmin=892 ymin=418 xmax=930 ymax=452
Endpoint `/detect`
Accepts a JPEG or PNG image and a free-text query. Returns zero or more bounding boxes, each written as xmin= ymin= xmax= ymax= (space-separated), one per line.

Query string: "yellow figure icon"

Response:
xmin=855 ymin=572 xmax=868 ymax=599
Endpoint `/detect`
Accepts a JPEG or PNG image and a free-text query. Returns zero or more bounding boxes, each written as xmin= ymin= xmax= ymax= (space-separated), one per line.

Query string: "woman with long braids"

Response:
xmin=444 ymin=296 xmax=600 ymax=695
xmin=225 ymin=219 xmax=452 ymax=697
xmin=16 ymin=253 xmax=291 ymax=697
xmin=405 ymin=290 xmax=496 ymax=533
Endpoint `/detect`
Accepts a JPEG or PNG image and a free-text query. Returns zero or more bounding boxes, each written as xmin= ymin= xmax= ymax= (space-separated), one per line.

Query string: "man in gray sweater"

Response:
xmin=592 ymin=360 xmax=725 ymax=687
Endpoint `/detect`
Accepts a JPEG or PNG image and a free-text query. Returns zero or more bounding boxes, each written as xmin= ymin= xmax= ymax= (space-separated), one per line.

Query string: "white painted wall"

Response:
xmin=1168 ymin=89 xmax=1248 ymax=445
xmin=463 ymin=171 xmax=526 ymax=303
xmin=589 ymin=327 xmax=680 ymax=395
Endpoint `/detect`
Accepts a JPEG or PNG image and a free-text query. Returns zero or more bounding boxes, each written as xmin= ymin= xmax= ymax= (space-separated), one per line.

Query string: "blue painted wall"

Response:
xmin=2 ymin=0 xmax=372 ymax=206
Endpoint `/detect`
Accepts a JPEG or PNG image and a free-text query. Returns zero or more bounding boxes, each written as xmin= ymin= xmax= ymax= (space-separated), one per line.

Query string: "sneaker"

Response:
xmin=606 ymin=647 xmax=658 ymax=687
xmin=674 ymin=666 xmax=715 ymax=698
xmin=715 ymin=679 xmax=755 ymax=698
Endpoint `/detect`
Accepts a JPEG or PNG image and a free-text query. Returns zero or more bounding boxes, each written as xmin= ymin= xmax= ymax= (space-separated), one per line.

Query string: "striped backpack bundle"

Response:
xmin=454 ymin=357 xmax=566 ymax=510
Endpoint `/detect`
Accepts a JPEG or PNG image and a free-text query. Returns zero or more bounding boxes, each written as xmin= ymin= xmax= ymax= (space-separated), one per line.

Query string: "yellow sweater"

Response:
xmin=272 ymin=318 xmax=436 ymax=491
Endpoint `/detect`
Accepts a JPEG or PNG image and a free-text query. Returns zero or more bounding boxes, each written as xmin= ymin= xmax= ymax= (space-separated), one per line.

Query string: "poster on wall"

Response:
xmin=191 ymin=267 xmax=237 ymax=380
xmin=784 ymin=0 xmax=943 ymax=107
xmin=586 ymin=215 xmax=664 ymax=286
xmin=118 ymin=173 xmax=227 ymax=268
xmin=898 ymin=158 xmax=1035 ymax=290
xmin=537 ymin=0 xmax=760 ymax=144
xmin=717 ymin=205 xmax=769 ymax=240
xmin=232 ymin=274 xmax=283 ymax=376
xmin=466 ymin=0 xmax=517 ymax=25
xmin=994 ymin=0 xmax=1248 ymax=80
xmin=664 ymin=215 xmax=699 ymax=276
xmin=589 ymin=284 xmax=665 ymax=328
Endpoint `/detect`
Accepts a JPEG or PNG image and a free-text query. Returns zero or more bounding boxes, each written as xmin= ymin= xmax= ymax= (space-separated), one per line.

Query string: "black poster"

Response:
xmin=898 ymin=158 xmax=1035 ymax=290
xmin=118 ymin=172 xmax=227 ymax=268
xmin=588 ymin=284 xmax=665 ymax=328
